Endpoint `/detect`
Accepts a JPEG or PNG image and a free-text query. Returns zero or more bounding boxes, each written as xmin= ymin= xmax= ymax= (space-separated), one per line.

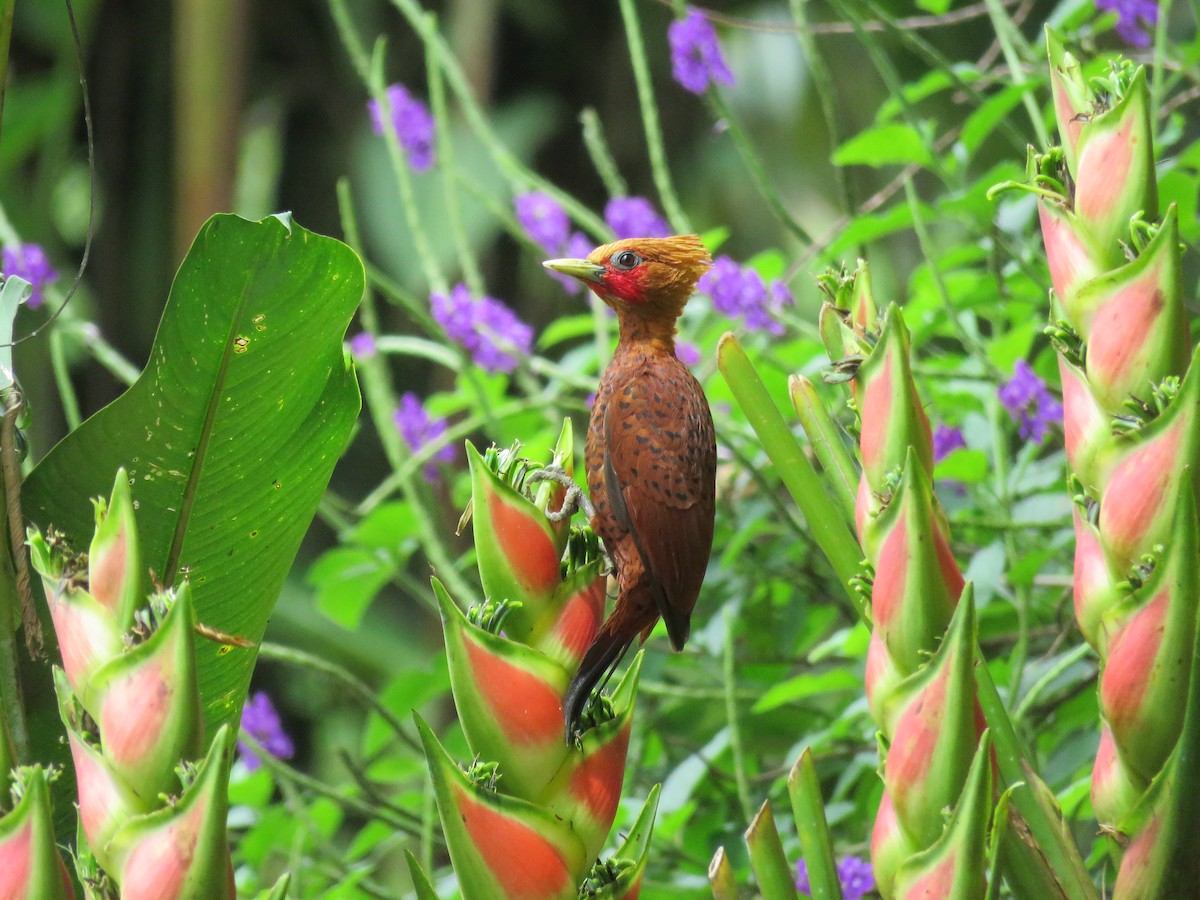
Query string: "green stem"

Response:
xmin=615 ymin=0 xmax=692 ymax=233
xmin=67 ymin=322 xmax=140 ymax=385
xmin=1011 ymin=643 xmax=1092 ymax=724
xmin=0 ymin=0 xmax=14 ymax=149
xmin=426 ymin=21 xmax=483 ymax=295
xmin=1150 ymin=0 xmax=1175 ymax=148
xmin=706 ymin=90 xmax=813 ymax=245
xmin=789 ymin=374 xmax=857 ymax=528
xmin=717 ymin=333 xmax=864 ymax=612
xmin=580 ymin=108 xmax=628 ymax=198
xmin=49 ymin=328 xmax=82 ymax=431
xmin=723 ymin=606 xmax=754 ymax=824
xmin=981 ymin=0 xmax=1051 ymax=148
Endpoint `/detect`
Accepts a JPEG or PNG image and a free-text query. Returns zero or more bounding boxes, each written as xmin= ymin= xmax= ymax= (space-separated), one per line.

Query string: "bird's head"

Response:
xmin=543 ymin=235 xmax=711 ymax=326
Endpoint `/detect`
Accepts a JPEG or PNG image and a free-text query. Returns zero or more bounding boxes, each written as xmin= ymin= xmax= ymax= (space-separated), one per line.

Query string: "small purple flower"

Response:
xmin=349 ymin=332 xmax=377 ymax=360
xmin=395 ymin=392 xmax=456 ymax=478
xmin=431 ymin=283 xmax=533 ymax=374
xmin=238 ymin=691 xmax=294 ymax=772
xmin=1096 ymin=0 xmax=1158 ymax=46
xmin=698 ymin=255 xmax=791 ymax=335
xmin=604 ymin=197 xmax=671 ymax=240
xmin=668 ymin=9 xmax=735 ymax=95
xmin=2 ymin=243 xmax=58 ymax=309
xmin=368 ymin=83 xmax=436 ymax=172
xmin=999 ymin=360 xmax=1063 ymax=444
xmin=837 ymin=856 xmax=875 ymax=900
xmin=795 ymin=856 xmax=874 ymax=899
xmin=933 ymin=423 xmax=967 ymax=462
xmin=515 ymin=192 xmax=570 ymax=255
xmin=676 ymin=341 xmax=702 ymax=367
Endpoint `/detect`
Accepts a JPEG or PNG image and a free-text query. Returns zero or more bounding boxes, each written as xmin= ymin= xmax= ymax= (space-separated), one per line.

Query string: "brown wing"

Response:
xmin=603 ymin=356 xmax=716 ymax=650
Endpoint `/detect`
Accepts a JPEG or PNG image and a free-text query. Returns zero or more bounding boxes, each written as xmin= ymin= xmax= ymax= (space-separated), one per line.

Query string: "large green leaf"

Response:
xmin=23 ymin=214 xmax=362 ymax=736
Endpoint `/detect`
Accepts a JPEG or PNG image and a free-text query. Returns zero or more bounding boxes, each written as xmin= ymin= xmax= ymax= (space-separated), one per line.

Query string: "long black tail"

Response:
xmin=562 ymin=622 xmax=636 ymax=743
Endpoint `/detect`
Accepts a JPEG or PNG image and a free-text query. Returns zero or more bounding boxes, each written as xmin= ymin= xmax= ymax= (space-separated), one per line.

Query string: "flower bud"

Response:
xmin=0 ymin=767 xmax=75 ymax=900
xmin=416 ymin=713 xmax=586 ymax=900
xmin=111 ymin=726 xmax=236 ymax=900
xmin=882 ymin=587 xmax=979 ymax=849
xmin=539 ymin=655 xmax=640 ymax=862
xmin=856 ymin=307 xmax=933 ymax=499
xmin=1072 ymin=66 xmax=1157 ymax=264
xmin=1079 ymin=208 xmax=1187 ymax=413
xmin=1099 ymin=481 xmax=1199 ymax=782
xmin=87 ymin=584 xmax=203 ymax=802
xmin=435 ymin=579 xmax=571 ymax=800
xmin=88 ymin=469 xmax=141 ymax=629
xmin=891 ymin=732 xmax=992 ymax=900
xmin=864 ymin=449 xmax=963 ymax=681
xmin=1098 ymin=346 xmax=1200 ymax=571
xmin=467 ymin=443 xmax=566 ymax=643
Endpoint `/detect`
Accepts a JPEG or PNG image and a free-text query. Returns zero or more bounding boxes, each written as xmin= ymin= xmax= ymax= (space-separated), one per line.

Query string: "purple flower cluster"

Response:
xmin=698 ymin=255 xmax=792 ymax=335
xmin=676 ymin=340 xmax=702 ymax=367
xmin=514 ymin=193 xmax=595 ymax=295
xmin=933 ymin=423 xmax=967 ymax=462
xmin=368 ymin=83 xmax=436 ymax=172
xmin=604 ymin=197 xmax=671 ymax=240
xmin=668 ymin=9 xmax=735 ymax=95
xmin=237 ymin=691 xmax=295 ymax=772
xmin=1096 ymin=0 xmax=1158 ymax=47
xmin=394 ymin=392 xmax=456 ymax=479
xmin=349 ymin=332 xmax=377 ymax=360
xmin=2 ymin=243 xmax=58 ymax=309
xmin=796 ymin=855 xmax=875 ymax=900
xmin=431 ymin=283 xmax=533 ymax=374
xmin=998 ymin=359 xmax=1063 ymax=444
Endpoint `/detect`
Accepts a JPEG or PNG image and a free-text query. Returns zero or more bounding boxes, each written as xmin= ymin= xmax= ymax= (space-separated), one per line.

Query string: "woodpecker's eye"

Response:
xmin=612 ymin=250 xmax=642 ymax=271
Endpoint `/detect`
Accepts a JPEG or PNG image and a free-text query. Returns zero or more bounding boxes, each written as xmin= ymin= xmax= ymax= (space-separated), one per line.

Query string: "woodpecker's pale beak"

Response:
xmin=542 ymin=258 xmax=606 ymax=284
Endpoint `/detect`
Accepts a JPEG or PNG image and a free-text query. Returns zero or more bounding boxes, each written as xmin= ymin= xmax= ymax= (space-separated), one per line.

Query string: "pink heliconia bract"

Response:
xmin=0 ymin=768 xmax=75 ymax=900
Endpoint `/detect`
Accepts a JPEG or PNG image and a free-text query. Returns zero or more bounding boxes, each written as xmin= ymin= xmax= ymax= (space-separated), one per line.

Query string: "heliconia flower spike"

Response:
xmin=87 ymin=468 xmax=141 ymax=628
xmin=434 ymin=577 xmax=574 ymax=799
xmin=0 ymin=767 xmax=76 ymax=900
xmin=1070 ymin=66 xmax=1157 ymax=266
xmin=415 ymin=713 xmax=587 ymax=900
xmin=854 ymin=306 xmax=933 ymax=531
xmin=1097 ymin=344 xmax=1200 ymax=572
xmin=863 ymin=447 xmax=963 ymax=682
xmin=880 ymin=586 xmax=980 ymax=852
xmin=110 ymin=725 xmax=236 ymax=900
xmin=85 ymin=584 xmax=204 ymax=802
xmin=1099 ymin=480 xmax=1200 ymax=789
xmin=1077 ymin=208 xmax=1187 ymax=412
xmin=891 ymin=731 xmax=992 ymax=900
xmin=467 ymin=441 xmax=570 ymax=642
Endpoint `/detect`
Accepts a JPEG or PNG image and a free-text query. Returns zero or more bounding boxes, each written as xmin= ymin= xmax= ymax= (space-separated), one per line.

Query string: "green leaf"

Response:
xmin=934 ymin=448 xmax=989 ymax=483
xmin=24 ymin=214 xmax=363 ymax=738
xmin=833 ymin=123 xmax=936 ymax=169
xmin=753 ymin=669 xmax=860 ymax=713
xmin=960 ymin=83 xmax=1033 ymax=155
xmin=788 ymin=749 xmax=844 ymax=900
xmin=309 ymin=546 xmax=393 ymax=631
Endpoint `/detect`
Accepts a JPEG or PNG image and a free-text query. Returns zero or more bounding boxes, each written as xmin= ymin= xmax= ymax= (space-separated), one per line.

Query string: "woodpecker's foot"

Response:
xmin=526 ymin=465 xmax=595 ymax=522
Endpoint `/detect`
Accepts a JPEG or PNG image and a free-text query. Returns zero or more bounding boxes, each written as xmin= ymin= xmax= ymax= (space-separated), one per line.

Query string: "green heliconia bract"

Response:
xmin=891 ymin=732 xmax=992 ymax=900
xmin=88 ymin=469 xmax=142 ymax=629
xmin=0 ymin=767 xmax=76 ymax=900
xmin=110 ymin=725 xmax=237 ymax=900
